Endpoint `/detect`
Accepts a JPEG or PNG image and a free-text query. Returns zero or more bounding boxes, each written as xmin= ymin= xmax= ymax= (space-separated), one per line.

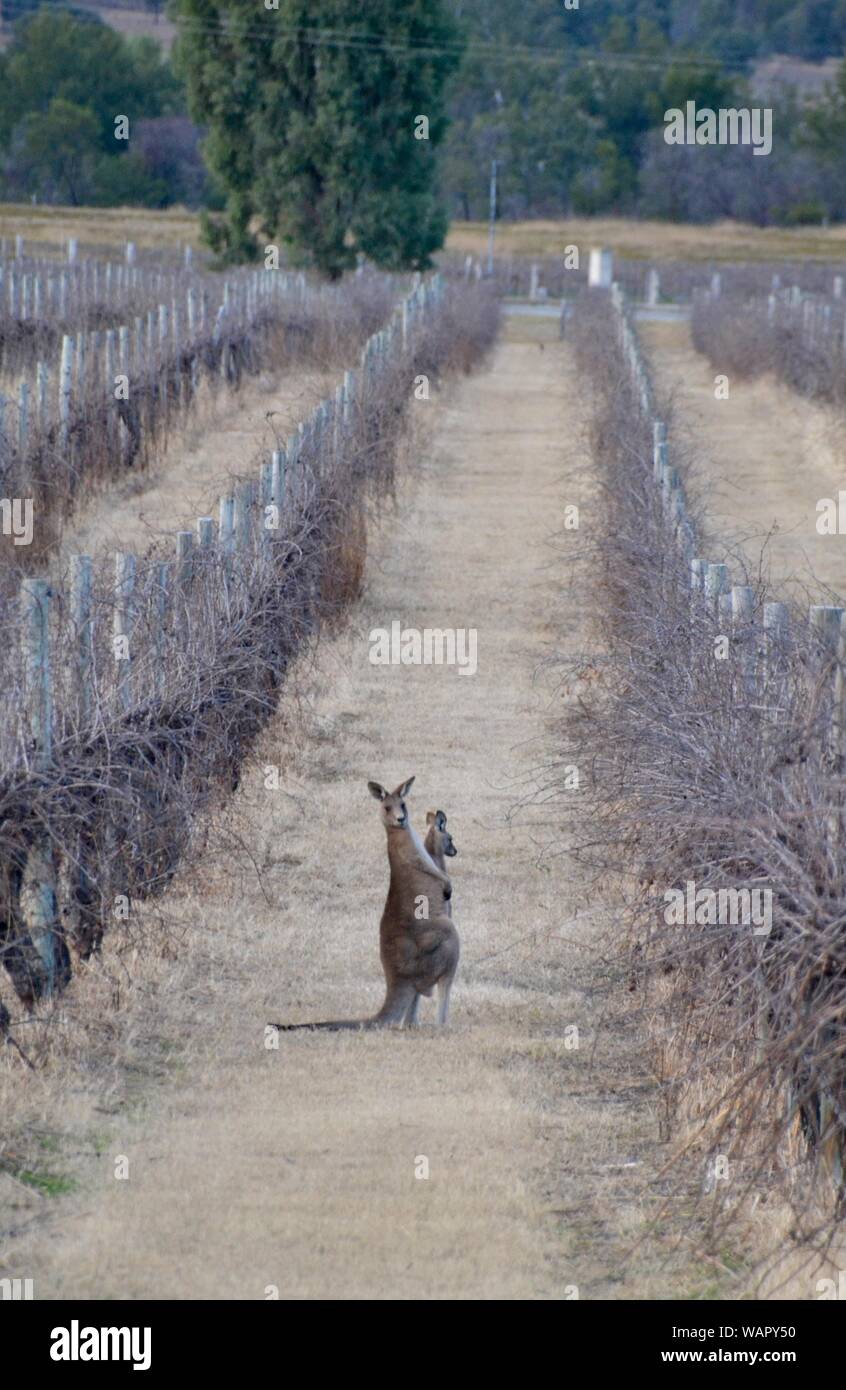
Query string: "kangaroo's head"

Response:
xmin=368 ymin=776 xmax=415 ymax=832
xmin=426 ymin=809 xmax=458 ymax=857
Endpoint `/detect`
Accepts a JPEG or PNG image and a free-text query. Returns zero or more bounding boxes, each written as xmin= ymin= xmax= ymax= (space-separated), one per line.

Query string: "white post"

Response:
xmin=114 ymin=552 xmax=136 ymax=709
xmin=71 ymin=554 xmax=94 ymax=724
xmin=37 ymin=361 xmax=49 ymax=431
xmin=219 ymin=494 xmax=235 ymax=580
xmin=22 ymin=579 xmax=53 ymax=761
xmin=21 ymin=577 xmax=59 ymax=992
xmin=810 ymin=603 xmax=843 ymax=662
xmin=704 ymin=563 xmax=730 ymax=611
xmin=763 ymin=602 xmax=789 ymax=712
xmin=59 ymin=334 xmax=74 ymax=448
xmin=105 ymin=329 xmax=117 ymax=447
xmin=588 ymin=248 xmax=614 ymax=288
xmin=234 ymin=480 xmax=254 ymax=552
xmin=18 ymin=380 xmax=29 ymax=456
xmin=271 ymin=448 xmax=286 ymax=516
xmin=176 ymin=531 xmax=193 ymax=640
xmin=731 ymin=585 xmax=755 ymax=691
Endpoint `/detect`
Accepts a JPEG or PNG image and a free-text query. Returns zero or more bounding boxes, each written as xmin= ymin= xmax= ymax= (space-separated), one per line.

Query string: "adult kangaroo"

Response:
xmin=269 ymin=778 xmax=460 ymax=1032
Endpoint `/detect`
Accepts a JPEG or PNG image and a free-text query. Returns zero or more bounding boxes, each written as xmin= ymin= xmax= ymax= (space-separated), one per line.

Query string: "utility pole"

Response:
xmin=486 ymin=159 xmax=498 ymax=277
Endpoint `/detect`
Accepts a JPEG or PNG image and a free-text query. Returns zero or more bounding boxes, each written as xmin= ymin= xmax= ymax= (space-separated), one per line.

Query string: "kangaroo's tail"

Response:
xmin=267 ymin=1018 xmax=384 ymax=1033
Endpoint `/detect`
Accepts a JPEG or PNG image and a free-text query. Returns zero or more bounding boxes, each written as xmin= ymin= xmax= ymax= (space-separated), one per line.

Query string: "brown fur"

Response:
xmin=424 ymin=809 xmax=457 ymax=918
xmin=269 ymin=779 xmax=460 ymax=1032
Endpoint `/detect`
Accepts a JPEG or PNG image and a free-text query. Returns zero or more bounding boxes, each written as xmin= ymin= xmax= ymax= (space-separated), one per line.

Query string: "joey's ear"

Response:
xmin=367 ymin=781 xmax=387 ymax=801
xmin=394 ymin=776 xmax=415 ymax=798
xmin=435 ymin=810 xmax=447 ymax=831
xmin=426 ymin=810 xmax=436 ymax=826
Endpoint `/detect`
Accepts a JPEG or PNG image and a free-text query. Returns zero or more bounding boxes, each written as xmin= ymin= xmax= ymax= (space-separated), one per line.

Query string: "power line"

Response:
xmin=0 ymin=0 xmax=769 ymax=76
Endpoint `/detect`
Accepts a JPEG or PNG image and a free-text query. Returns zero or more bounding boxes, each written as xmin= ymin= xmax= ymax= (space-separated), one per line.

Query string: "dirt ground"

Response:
xmin=54 ymin=366 xmax=335 ymax=563
xmin=641 ymin=317 xmax=846 ymax=603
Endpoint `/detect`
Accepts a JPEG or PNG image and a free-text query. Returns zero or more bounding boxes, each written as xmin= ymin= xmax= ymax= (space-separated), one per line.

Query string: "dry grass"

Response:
xmin=448 ymin=217 xmax=846 ymax=264
xmin=640 ymin=317 xmax=846 ymax=602
xmin=0 ymin=204 xmax=201 ymax=253
xmin=9 ymin=204 xmax=846 ymax=266
xmin=52 ymin=364 xmax=334 ymax=563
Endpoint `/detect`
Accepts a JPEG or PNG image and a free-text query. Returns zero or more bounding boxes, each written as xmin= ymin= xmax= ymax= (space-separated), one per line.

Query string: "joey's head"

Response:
xmin=368 ymin=777 xmax=415 ymax=832
xmin=426 ymin=809 xmax=458 ymax=857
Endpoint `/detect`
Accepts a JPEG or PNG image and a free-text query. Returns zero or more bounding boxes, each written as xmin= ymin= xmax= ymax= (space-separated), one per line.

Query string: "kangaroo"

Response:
xmin=403 ymin=808 xmax=459 ymax=1026
xmin=424 ymin=809 xmax=457 ymax=912
xmin=269 ymin=778 xmax=460 ymax=1031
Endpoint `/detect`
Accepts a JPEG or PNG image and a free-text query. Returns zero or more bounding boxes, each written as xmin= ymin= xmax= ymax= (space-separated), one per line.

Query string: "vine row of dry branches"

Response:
xmin=0 ymin=253 xmax=397 ymax=571
xmin=564 ymin=284 xmax=845 ymax=1268
xmin=0 ymin=275 xmax=499 ymax=1026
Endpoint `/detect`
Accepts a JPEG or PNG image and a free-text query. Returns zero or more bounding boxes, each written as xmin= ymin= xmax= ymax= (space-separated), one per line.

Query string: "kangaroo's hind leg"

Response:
xmin=375 ymin=981 xmax=416 ymax=1026
xmin=436 ymin=975 xmax=453 ymax=1026
xmin=404 ymin=992 xmax=421 ymax=1027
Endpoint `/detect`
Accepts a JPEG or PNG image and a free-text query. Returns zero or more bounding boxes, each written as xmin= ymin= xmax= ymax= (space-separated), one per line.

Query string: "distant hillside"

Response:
xmin=751 ymin=53 xmax=841 ymax=94
xmin=453 ymin=0 xmax=846 ymax=63
xmin=2 ymin=0 xmax=846 ymax=227
xmin=0 ymin=0 xmax=175 ymax=50
xmin=3 ymin=1 xmax=844 ymax=66
xmin=92 ymin=3 xmax=175 ymax=50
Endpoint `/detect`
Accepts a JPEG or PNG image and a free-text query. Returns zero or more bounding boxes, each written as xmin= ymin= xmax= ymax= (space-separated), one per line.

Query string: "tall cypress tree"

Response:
xmin=174 ymin=0 xmax=463 ymax=275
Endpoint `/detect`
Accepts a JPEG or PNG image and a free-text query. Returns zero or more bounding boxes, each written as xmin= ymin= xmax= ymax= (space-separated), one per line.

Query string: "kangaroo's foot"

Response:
xmin=373 ymin=981 xmax=417 ymax=1027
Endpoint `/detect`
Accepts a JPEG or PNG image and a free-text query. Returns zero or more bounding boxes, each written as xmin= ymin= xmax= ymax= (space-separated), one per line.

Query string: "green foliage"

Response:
xmin=174 ymin=0 xmax=463 ymax=274
xmin=445 ymin=1 xmax=745 ymax=219
xmin=801 ymin=58 xmax=846 ymax=159
xmin=2 ymin=0 xmax=846 ymax=228
xmin=11 ymin=98 xmax=100 ymax=206
xmin=0 ymin=7 xmax=190 ymax=207
xmin=0 ymin=11 xmax=180 ymax=148
xmin=91 ymin=150 xmax=171 ymax=209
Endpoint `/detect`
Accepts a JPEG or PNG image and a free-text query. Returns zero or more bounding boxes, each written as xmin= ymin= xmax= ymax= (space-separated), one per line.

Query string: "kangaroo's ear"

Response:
xmin=394 ymin=776 xmax=415 ymax=798
xmin=367 ymin=781 xmax=387 ymax=801
xmin=435 ymin=810 xmax=447 ymax=831
xmin=426 ymin=810 xmax=436 ymax=826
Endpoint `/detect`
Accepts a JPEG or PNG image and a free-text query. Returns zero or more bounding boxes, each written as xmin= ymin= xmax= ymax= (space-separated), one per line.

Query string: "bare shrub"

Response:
xmin=691 ymin=285 xmax=846 ymax=407
xmin=563 ymin=286 xmax=846 ymax=1268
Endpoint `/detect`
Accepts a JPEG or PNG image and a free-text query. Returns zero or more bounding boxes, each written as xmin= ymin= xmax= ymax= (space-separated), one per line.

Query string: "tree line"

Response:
xmin=3 ymin=0 xmax=846 ymax=272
